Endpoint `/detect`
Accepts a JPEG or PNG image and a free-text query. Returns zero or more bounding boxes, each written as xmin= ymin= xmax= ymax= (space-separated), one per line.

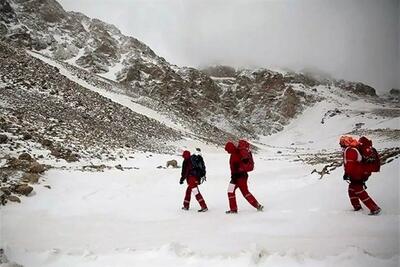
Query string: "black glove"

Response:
xmin=343 ymin=174 xmax=349 ymax=181
xmin=179 ymin=178 xmax=184 ymax=184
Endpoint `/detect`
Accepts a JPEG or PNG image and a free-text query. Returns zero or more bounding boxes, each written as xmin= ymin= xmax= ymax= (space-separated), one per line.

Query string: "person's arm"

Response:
xmin=230 ymin=155 xmax=241 ymax=179
xmin=180 ymin=160 xmax=187 ymax=184
xmin=200 ymin=156 xmax=206 ymax=176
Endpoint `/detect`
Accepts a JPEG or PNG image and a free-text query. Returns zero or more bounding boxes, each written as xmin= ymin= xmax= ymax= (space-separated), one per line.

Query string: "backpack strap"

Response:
xmin=344 ymin=147 xmax=362 ymax=164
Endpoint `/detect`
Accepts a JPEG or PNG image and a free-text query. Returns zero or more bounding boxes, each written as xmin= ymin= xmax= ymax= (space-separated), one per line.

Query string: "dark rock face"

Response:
xmin=201 ymin=65 xmax=236 ymax=77
xmin=0 ymin=0 xmax=17 ymax=24
xmin=283 ymin=72 xmax=320 ymax=87
xmin=335 ymin=80 xmax=377 ymax=97
xmin=390 ymin=88 xmax=399 ymax=96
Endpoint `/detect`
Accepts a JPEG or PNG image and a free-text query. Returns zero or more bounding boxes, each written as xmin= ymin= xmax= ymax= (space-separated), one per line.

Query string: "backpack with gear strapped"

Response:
xmin=237 ymin=140 xmax=254 ymax=172
xmin=359 ymin=136 xmax=381 ymax=172
xmin=190 ymin=154 xmax=206 ymax=181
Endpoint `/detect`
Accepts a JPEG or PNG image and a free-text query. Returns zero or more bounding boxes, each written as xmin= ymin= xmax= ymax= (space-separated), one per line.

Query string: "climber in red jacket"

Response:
xmin=340 ymin=136 xmax=381 ymax=215
xmin=224 ymin=141 xmax=263 ymax=214
xmin=179 ymin=150 xmax=208 ymax=212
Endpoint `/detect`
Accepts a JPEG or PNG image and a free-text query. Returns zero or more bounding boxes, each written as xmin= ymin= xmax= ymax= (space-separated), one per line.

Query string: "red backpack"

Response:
xmin=359 ymin=136 xmax=381 ymax=172
xmin=237 ymin=140 xmax=254 ymax=172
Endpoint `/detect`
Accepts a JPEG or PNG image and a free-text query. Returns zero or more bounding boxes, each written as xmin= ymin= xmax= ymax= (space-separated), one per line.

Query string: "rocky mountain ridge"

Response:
xmin=0 ymin=40 xmax=181 ymax=156
xmin=0 ymin=0 xmax=387 ymax=143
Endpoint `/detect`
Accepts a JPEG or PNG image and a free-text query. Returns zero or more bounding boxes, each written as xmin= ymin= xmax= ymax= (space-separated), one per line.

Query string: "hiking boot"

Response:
xmin=198 ymin=207 xmax=208 ymax=212
xmin=225 ymin=210 xmax=238 ymax=214
xmin=354 ymin=206 xmax=362 ymax=211
xmin=182 ymin=207 xmax=189 ymax=211
xmin=257 ymin=204 xmax=264 ymax=211
xmin=369 ymin=208 xmax=381 ymax=216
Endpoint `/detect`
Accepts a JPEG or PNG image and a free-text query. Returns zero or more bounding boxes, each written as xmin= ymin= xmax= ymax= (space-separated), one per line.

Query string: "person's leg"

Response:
xmin=237 ymin=178 xmax=260 ymax=209
xmin=353 ymin=183 xmax=380 ymax=212
xmin=188 ymin=176 xmax=207 ymax=209
xmin=227 ymin=182 xmax=238 ymax=212
xmin=182 ymin=182 xmax=191 ymax=209
xmin=348 ymin=183 xmax=362 ymax=210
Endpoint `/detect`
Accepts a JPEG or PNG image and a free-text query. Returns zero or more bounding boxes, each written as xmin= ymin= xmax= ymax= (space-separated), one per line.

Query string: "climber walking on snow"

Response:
xmin=179 ymin=150 xmax=208 ymax=212
xmin=340 ymin=136 xmax=381 ymax=215
xmin=225 ymin=140 xmax=263 ymax=214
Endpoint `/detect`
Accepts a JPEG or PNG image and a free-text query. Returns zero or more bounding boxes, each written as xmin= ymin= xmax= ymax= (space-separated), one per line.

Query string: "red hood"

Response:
xmin=238 ymin=139 xmax=250 ymax=150
xmin=182 ymin=150 xmax=191 ymax=160
xmin=224 ymin=142 xmax=237 ymax=154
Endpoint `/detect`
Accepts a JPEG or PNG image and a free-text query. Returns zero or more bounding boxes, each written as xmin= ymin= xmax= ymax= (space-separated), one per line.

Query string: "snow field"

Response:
xmin=2 ymin=49 xmax=397 ymax=267
xmin=1 ymin=152 xmax=399 ymax=267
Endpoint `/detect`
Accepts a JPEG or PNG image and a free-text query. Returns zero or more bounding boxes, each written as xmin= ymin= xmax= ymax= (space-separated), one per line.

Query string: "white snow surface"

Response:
xmin=1 ymin=102 xmax=399 ymax=266
xmin=2 ymin=51 xmax=398 ymax=266
xmin=1 ymin=152 xmax=398 ymax=266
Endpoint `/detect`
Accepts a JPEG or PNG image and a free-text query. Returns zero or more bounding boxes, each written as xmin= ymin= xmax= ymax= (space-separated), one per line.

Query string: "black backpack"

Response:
xmin=190 ymin=154 xmax=206 ymax=180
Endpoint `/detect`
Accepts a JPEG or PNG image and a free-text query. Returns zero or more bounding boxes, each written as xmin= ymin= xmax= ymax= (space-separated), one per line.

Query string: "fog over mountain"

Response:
xmin=51 ymin=0 xmax=400 ymax=93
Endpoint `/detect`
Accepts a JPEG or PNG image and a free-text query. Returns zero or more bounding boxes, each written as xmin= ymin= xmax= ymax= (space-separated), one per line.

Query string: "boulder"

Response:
xmin=22 ymin=132 xmax=32 ymax=140
xmin=29 ymin=162 xmax=46 ymax=173
xmin=7 ymin=195 xmax=21 ymax=203
xmin=65 ymin=153 xmax=79 ymax=162
xmin=51 ymin=147 xmax=80 ymax=162
xmin=7 ymin=157 xmax=30 ymax=170
xmin=41 ymin=139 xmax=53 ymax=147
xmin=390 ymin=88 xmax=399 ymax=96
xmin=0 ymin=192 xmax=6 ymax=205
xmin=166 ymin=159 xmax=178 ymax=168
xmin=18 ymin=152 xmax=33 ymax=161
xmin=1 ymin=187 xmax=11 ymax=195
xmin=22 ymin=173 xmax=40 ymax=183
xmin=14 ymin=184 xmax=33 ymax=196
xmin=0 ymin=134 xmax=8 ymax=144
xmin=115 ymin=164 xmax=124 ymax=171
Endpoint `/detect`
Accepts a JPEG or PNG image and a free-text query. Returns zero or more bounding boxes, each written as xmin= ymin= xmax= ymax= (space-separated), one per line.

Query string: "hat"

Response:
xmin=182 ymin=150 xmax=191 ymax=159
xmin=225 ymin=141 xmax=236 ymax=154
xmin=339 ymin=136 xmax=359 ymax=147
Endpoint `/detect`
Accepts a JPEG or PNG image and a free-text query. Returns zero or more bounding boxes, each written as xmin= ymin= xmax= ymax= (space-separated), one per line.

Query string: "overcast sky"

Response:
xmin=58 ymin=0 xmax=399 ymax=93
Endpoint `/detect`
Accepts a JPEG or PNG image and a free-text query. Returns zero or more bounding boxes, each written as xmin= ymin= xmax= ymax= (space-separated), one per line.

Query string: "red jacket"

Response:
xmin=225 ymin=142 xmax=248 ymax=179
xmin=343 ymin=147 xmax=371 ymax=181
xmin=181 ymin=150 xmax=192 ymax=181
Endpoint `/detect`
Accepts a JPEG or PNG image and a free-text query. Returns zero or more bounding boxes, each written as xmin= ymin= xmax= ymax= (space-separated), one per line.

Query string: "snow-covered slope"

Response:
xmin=1 ymin=98 xmax=399 ymax=266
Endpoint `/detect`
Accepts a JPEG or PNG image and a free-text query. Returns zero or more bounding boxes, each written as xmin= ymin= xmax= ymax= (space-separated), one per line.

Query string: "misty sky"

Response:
xmin=58 ymin=0 xmax=399 ymax=93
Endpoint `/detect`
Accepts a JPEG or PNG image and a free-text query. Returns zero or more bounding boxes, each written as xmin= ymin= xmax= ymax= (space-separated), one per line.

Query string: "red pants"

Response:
xmin=183 ymin=176 xmax=207 ymax=209
xmin=227 ymin=177 xmax=259 ymax=211
xmin=348 ymin=182 xmax=380 ymax=212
